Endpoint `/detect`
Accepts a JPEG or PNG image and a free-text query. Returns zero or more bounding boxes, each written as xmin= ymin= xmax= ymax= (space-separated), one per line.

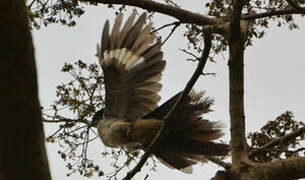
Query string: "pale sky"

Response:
xmin=33 ymin=1 xmax=305 ymax=179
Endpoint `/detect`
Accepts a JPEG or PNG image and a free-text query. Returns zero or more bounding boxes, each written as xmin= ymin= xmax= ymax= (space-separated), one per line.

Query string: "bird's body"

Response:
xmin=97 ymin=117 xmax=162 ymax=150
xmin=93 ymin=11 xmax=230 ymax=173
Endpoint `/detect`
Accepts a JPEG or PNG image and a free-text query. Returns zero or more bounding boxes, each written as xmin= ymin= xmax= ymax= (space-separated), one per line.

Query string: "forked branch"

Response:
xmin=83 ymin=0 xmax=305 ymax=29
xmin=87 ymin=0 xmax=217 ymax=25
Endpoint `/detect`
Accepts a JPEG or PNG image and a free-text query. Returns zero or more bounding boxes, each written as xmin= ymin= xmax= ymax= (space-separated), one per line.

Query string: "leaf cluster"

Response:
xmin=26 ymin=0 xmax=85 ymax=28
xmin=43 ymin=60 xmax=158 ymax=178
xmin=43 ymin=60 xmax=104 ymax=177
xmin=248 ymin=111 xmax=305 ymax=163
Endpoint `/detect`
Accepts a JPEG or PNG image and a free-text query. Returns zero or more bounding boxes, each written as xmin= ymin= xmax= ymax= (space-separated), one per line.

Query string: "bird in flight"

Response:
xmin=92 ymin=11 xmax=229 ymax=173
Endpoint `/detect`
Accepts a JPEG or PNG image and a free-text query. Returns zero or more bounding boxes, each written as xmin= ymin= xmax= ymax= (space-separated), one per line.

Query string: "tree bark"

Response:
xmin=240 ymin=157 xmax=305 ymax=180
xmin=228 ymin=0 xmax=254 ymax=178
xmin=0 ymin=0 xmax=51 ymax=179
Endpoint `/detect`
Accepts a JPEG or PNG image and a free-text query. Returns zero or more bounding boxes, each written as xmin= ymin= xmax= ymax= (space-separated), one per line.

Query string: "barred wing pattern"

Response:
xmin=97 ymin=12 xmax=165 ymax=121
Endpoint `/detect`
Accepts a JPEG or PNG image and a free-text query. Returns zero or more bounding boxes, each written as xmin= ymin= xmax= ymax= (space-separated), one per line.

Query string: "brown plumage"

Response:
xmin=95 ymin=11 xmax=229 ymax=173
xmin=97 ymin=11 xmax=164 ymax=121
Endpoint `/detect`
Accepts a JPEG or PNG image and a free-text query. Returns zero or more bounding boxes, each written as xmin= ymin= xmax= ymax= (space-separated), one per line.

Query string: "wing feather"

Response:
xmin=101 ymin=20 xmax=110 ymax=59
xmin=122 ymin=13 xmax=147 ymax=49
xmin=110 ymin=13 xmax=123 ymax=51
xmin=98 ymin=12 xmax=165 ymax=121
xmin=141 ymin=43 xmax=162 ymax=60
xmin=117 ymin=11 xmax=137 ymax=48
xmin=131 ymin=22 xmax=154 ymax=55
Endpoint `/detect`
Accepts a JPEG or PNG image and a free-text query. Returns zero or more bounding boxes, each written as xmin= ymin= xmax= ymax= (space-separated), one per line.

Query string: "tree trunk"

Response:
xmin=0 ymin=0 xmax=51 ymax=179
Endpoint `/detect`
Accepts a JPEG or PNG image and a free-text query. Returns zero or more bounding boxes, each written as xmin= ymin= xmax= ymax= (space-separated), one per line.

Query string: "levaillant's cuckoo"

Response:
xmin=91 ymin=11 xmax=229 ymax=173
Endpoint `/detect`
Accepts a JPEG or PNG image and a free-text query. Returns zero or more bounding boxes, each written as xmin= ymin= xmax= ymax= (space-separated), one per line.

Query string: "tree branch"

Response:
xmin=161 ymin=21 xmax=180 ymax=45
xmin=228 ymin=0 xmax=255 ymax=174
xmin=83 ymin=0 xmax=305 ymax=36
xmin=42 ymin=117 xmax=90 ymax=124
xmin=205 ymin=156 xmax=231 ymax=170
xmin=243 ymin=8 xmax=305 ymax=20
xmin=231 ymin=0 xmax=244 ymax=35
xmin=122 ymin=31 xmax=212 ymax=180
xmin=152 ymin=21 xmax=181 ymax=33
xmin=286 ymin=0 xmax=305 ymax=13
xmin=84 ymin=0 xmax=217 ymax=25
xmin=247 ymin=157 xmax=305 ymax=179
xmin=249 ymin=127 xmax=305 ymax=157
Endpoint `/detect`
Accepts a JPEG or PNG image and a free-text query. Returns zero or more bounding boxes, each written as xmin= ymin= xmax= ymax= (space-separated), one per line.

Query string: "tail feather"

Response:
xmin=159 ymin=137 xmax=229 ymax=156
xmin=154 ymin=151 xmax=196 ymax=172
xmin=145 ymin=90 xmax=230 ymax=172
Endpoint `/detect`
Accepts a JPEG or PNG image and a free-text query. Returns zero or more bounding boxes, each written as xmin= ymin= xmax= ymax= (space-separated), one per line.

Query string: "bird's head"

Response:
xmin=90 ymin=108 xmax=105 ymax=127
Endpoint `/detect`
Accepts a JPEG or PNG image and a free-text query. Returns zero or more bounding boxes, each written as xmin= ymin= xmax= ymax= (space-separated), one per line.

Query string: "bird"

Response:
xmin=91 ymin=11 xmax=229 ymax=173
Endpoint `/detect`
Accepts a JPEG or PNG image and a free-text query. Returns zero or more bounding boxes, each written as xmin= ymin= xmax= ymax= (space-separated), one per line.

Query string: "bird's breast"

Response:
xmin=97 ymin=118 xmax=130 ymax=147
xmin=97 ymin=117 xmax=163 ymax=149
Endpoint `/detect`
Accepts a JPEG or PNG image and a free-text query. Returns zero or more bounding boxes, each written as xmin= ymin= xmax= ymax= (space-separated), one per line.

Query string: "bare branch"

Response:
xmin=122 ymin=31 xmax=212 ymax=180
xmin=249 ymin=127 xmax=305 ymax=156
xmin=248 ymin=157 xmax=305 ymax=179
xmin=180 ymin=48 xmax=200 ymax=60
xmin=42 ymin=117 xmax=89 ymax=124
xmin=205 ymin=156 xmax=231 ymax=170
xmin=161 ymin=22 xmax=180 ymax=45
xmin=85 ymin=0 xmax=217 ymax=25
xmin=152 ymin=21 xmax=181 ymax=33
xmin=243 ymin=8 xmax=304 ymax=20
xmin=27 ymin=0 xmax=36 ymax=8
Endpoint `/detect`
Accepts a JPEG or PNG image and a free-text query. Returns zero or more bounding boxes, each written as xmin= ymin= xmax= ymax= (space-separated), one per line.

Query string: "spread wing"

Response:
xmin=97 ymin=12 xmax=165 ymax=121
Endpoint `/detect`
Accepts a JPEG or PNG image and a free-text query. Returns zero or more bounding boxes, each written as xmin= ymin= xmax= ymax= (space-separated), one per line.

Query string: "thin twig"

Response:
xmin=28 ymin=0 xmax=36 ymax=8
xmin=75 ymin=135 xmax=99 ymax=145
xmin=42 ymin=112 xmax=90 ymax=125
xmin=82 ymin=126 xmax=90 ymax=160
xmin=46 ymin=127 xmax=63 ymax=140
xmin=180 ymin=49 xmax=200 ymax=60
xmin=42 ymin=118 xmax=89 ymax=124
xmin=161 ymin=22 xmax=180 ymax=45
xmin=289 ymin=147 xmax=305 ymax=154
xmin=202 ymin=72 xmax=216 ymax=76
xmin=122 ymin=31 xmax=212 ymax=180
xmin=152 ymin=21 xmax=181 ymax=33
xmin=249 ymin=127 xmax=305 ymax=156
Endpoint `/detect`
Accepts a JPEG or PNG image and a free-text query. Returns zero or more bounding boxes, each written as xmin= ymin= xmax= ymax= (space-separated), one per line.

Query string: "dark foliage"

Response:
xmin=248 ymin=111 xmax=305 ymax=163
xmin=43 ymin=61 xmax=157 ymax=178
